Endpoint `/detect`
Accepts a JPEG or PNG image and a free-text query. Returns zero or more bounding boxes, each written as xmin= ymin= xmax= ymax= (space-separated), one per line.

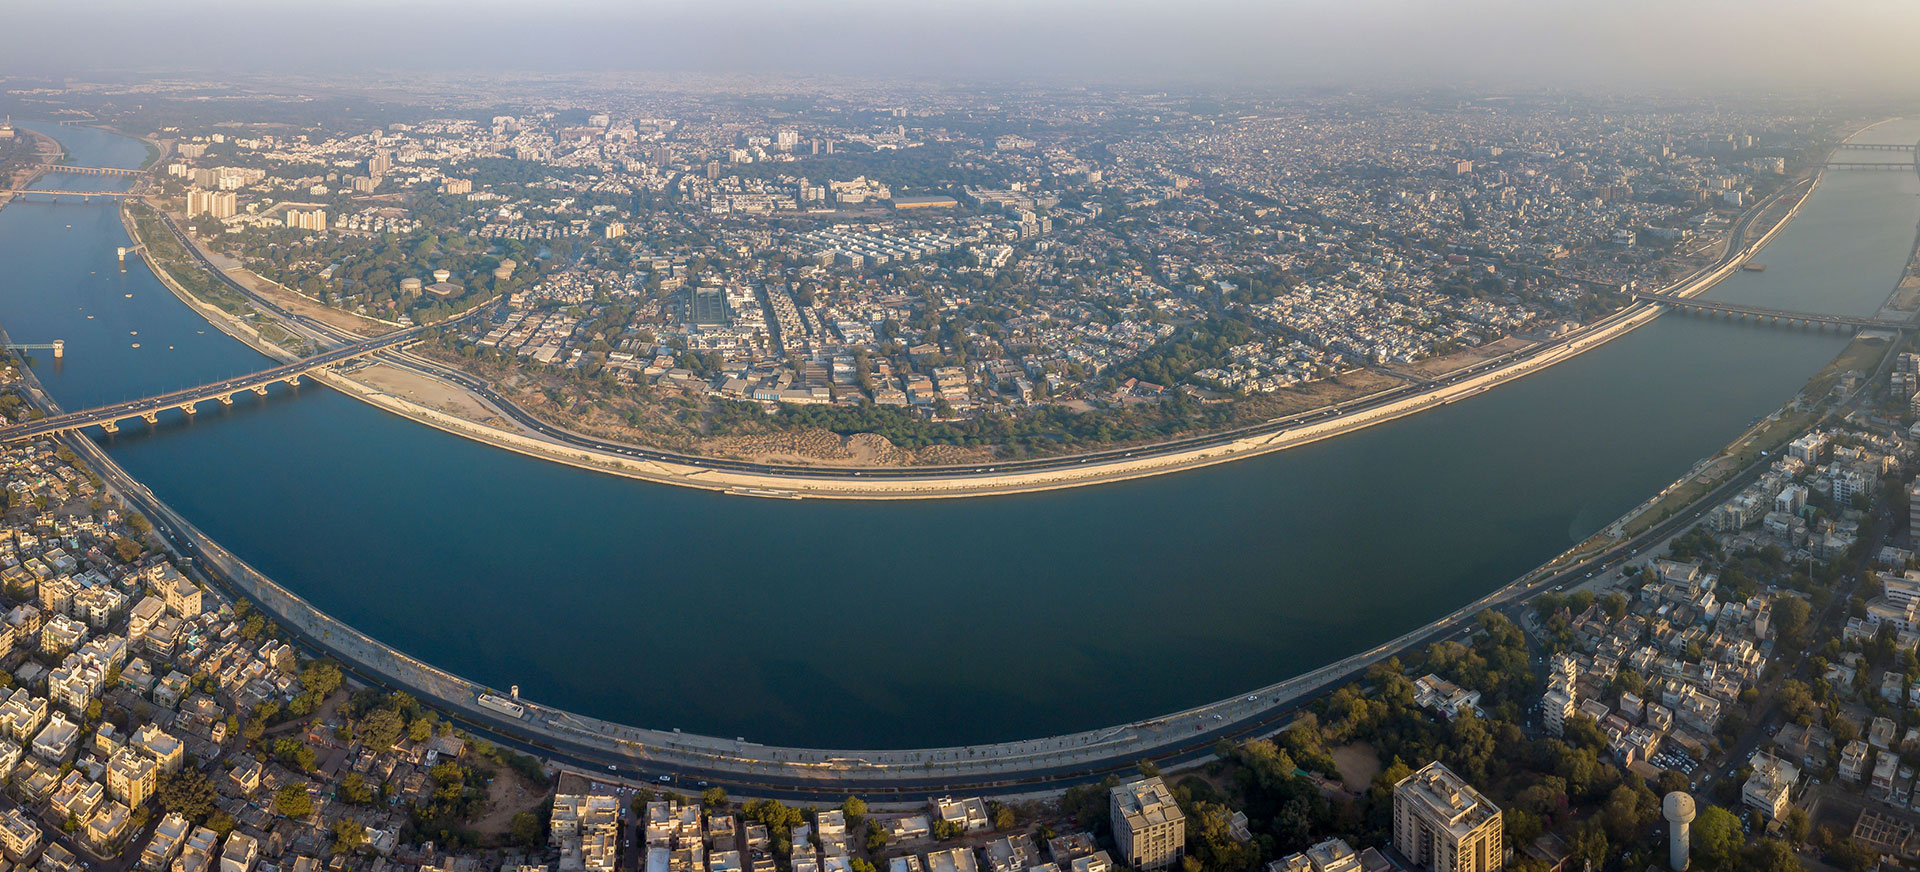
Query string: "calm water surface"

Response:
xmin=1 ymin=121 xmax=1916 ymax=748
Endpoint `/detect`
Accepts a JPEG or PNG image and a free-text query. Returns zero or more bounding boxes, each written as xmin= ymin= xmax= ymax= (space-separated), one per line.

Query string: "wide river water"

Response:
xmin=2 ymin=121 xmax=1917 ymax=749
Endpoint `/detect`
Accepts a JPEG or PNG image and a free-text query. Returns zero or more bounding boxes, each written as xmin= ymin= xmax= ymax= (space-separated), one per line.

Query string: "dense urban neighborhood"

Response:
xmin=4 ymin=69 xmax=1920 ymax=872
xmin=17 ymin=79 xmax=1854 ymax=463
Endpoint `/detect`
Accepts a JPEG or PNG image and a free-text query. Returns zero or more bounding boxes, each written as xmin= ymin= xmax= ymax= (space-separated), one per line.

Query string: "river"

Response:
xmin=1 ymin=121 xmax=1916 ymax=749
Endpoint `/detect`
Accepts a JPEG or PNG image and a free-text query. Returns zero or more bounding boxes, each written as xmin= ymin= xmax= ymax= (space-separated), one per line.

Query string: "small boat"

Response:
xmin=130 ymin=343 xmax=140 ymax=348
xmin=129 ymin=331 xmax=137 ymax=336
xmin=1741 ymin=263 xmax=1766 ymax=272
xmin=123 ymin=293 xmax=132 ymax=298
xmin=85 ymin=315 xmax=93 ymax=319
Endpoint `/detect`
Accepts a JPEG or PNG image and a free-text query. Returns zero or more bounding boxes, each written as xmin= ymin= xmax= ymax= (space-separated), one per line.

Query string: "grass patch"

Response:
xmin=126 ymin=202 xmax=256 ymax=318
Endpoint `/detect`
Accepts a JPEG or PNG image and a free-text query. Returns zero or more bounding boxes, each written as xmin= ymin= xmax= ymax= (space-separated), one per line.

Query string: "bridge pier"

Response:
xmin=139 ymin=411 xmax=158 ymax=425
xmin=286 ymin=375 xmax=300 ymax=387
xmin=179 ymin=401 xmax=197 ymax=415
xmin=251 ymin=385 xmax=269 ymax=397
xmin=219 ymin=394 xmax=234 ymax=406
xmin=99 ymin=421 xmax=117 ymax=435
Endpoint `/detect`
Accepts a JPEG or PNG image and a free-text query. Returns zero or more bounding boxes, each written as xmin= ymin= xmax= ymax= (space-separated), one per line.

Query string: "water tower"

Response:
xmin=1663 ymin=791 xmax=1695 ymax=871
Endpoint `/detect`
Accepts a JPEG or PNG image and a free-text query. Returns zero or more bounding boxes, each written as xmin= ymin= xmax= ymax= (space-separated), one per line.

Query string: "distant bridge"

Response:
xmin=1 ymin=189 xmax=138 ymax=201
xmin=34 ymin=163 xmax=148 ymax=179
xmin=1630 ymin=291 xmax=1915 ymax=331
xmin=1834 ymin=141 xmax=1919 ymax=152
xmin=1820 ymin=161 xmax=1916 ymax=171
xmin=0 ymin=309 xmax=480 ymax=441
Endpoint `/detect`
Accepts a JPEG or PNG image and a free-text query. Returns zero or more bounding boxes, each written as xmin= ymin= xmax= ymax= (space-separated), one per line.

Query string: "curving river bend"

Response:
xmin=1 ymin=120 xmax=1916 ymax=749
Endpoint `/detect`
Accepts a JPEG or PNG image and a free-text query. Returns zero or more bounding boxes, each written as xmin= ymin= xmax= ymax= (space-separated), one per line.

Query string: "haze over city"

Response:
xmin=3 ymin=0 xmax=1920 ymax=90
xmin=1 ymin=5 xmax=1920 ymax=872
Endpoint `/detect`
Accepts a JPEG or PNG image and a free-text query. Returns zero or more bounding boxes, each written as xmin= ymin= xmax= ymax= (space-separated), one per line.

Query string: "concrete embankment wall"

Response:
xmin=60 ymin=160 xmax=1827 ymax=793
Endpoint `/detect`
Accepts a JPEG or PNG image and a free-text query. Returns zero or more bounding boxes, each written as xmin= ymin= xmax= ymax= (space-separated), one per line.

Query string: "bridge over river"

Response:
xmin=1628 ymin=291 xmax=1917 ymax=331
xmin=0 ymin=308 xmax=478 ymax=441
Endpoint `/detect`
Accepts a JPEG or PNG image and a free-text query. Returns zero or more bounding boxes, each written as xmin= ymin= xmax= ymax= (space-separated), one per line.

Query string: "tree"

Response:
xmin=338 ymin=772 xmax=374 ymax=804
xmin=274 ymin=783 xmax=315 ymax=819
xmin=1743 ymin=839 xmax=1803 ymax=872
xmin=273 ymin=738 xmax=317 ymax=773
xmin=1777 ymin=680 xmax=1818 ymax=725
xmin=1782 ymin=807 xmax=1811 ymax=845
xmin=358 ymin=708 xmax=404 ymax=750
xmin=1774 ymin=595 xmax=1812 ymax=645
xmin=157 ymin=769 xmax=218 ymax=822
xmin=703 ymin=787 xmax=729 ymax=809
xmin=205 ymin=811 xmax=237 ymax=838
xmin=842 ymin=796 xmax=867 ymax=820
xmin=112 ymin=537 xmax=143 ymax=563
xmin=509 ymin=811 xmax=544 ymax=846
xmin=302 ymin=661 xmax=343 ymax=696
xmin=331 ymin=819 xmax=367 ymax=854
xmin=932 ymin=819 xmax=961 ymax=841
xmin=1693 ymin=806 xmax=1742 ymax=869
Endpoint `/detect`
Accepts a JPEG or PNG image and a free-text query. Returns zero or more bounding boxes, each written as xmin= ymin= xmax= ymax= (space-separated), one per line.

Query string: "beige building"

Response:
xmin=284 ymin=208 xmax=327 ymax=232
xmin=1393 ymin=762 xmax=1503 ymax=872
xmin=107 ymin=748 xmax=159 ymax=807
xmin=184 ymin=190 xmax=237 ymax=220
xmin=156 ymin=571 xmax=200 ymax=618
xmin=0 ymin=806 xmax=37 ymax=860
xmin=1110 ymin=776 xmax=1185 ymax=871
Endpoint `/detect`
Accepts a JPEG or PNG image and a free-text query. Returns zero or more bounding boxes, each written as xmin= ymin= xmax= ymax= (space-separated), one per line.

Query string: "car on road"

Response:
xmin=657 ymin=775 xmax=672 ymax=783
xmin=607 ymin=765 xmax=617 ymax=772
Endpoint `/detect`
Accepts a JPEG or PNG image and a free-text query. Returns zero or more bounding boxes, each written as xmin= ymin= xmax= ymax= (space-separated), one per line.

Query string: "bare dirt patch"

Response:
xmin=348 ymin=363 xmax=517 ymax=428
xmin=1405 ymin=335 xmax=1533 ymax=378
xmin=470 ymin=768 xmax=553 ymax=842
xmin=1331 ymin=742 xmax=1381 ymax=796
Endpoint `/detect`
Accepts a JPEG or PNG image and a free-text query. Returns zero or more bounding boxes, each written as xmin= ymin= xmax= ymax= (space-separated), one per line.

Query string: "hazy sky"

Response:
xmin=9 ymin=0 xmax=1920 ymax=91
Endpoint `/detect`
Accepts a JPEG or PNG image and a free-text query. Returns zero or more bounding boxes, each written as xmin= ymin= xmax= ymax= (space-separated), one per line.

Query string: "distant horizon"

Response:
xmin=7 ymin=0 xmax=1920 ymax=95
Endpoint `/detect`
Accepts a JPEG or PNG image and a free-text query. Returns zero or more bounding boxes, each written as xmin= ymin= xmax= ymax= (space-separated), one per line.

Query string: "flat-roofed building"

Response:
xmin=1111 ymin=777 xmax=1185 ymax=871
xmin=0 ymin=688 xmax=46 ymax=742
xmin=0 ymin=806 xmax=38 ymax=860
xmin=83 ymin=800 xmax=130 ymax=852
xmin=133 ymin=724 xmax=184 ymax=774
xmin=142 ymin=813 xmax=191 ymax=870
xmin=219 ymin=831 xmax=258 ymax=872
xmin=31 ymin=712 xmax=80 ymax=763
xmin=155 ymin=571 xmax=199 ymax=618
xmin=1392 ymin=762 xmax=1503 ymax=872
xmin=107 ymin=748 xmax=159 ymax=807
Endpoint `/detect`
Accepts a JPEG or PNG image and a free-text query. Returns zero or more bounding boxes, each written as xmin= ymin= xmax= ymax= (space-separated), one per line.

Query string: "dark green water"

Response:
xmin=2 ymin=121 xmax=1916 ymax=749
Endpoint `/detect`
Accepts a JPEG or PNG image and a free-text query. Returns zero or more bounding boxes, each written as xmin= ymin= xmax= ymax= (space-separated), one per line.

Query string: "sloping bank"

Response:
xmin=124 ymin=172 xmax=1823 ymax=501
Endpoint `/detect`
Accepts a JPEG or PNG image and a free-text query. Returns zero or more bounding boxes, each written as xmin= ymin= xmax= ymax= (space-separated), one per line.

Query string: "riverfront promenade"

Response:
xmin=42 ymin=344 xmax=1755 ymax=799
xmin=125 ymin=169 xmax=1825 ymax=502
xmin=0 ymin=122 xmax=1884 ymax=801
